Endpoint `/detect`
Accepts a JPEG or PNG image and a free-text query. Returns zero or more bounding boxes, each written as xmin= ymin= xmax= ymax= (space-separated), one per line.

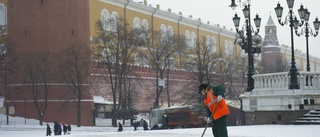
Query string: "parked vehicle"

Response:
xmin=149 ymin=105 xmax=206 ymax=129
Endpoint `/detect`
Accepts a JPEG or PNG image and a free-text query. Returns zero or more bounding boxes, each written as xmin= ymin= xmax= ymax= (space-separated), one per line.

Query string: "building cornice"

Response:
xmin=98 ymin=0 xmax=235 ymax=38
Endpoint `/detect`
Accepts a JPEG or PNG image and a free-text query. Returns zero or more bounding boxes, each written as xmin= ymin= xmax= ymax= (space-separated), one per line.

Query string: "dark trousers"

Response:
xmin=211 ymin=116 xmax=228 ymax=137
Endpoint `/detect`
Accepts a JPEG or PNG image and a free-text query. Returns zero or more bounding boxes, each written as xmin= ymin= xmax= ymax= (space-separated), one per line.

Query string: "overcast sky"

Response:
xmin=137 ymin=0 xmax=320 ymax=58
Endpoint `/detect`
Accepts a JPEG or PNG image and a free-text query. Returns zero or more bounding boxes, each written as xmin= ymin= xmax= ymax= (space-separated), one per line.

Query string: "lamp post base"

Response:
xmin=289 ymin=68 xmax=300 ymax=89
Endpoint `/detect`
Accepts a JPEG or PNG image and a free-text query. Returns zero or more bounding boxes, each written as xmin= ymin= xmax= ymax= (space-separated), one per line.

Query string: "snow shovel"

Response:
xmin=201 ymin=102 xmax=218 ymax=137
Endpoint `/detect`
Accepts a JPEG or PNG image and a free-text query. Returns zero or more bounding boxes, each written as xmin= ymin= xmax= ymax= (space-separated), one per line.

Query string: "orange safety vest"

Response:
xmin=204 ymin=88 xmax=230 ymax=120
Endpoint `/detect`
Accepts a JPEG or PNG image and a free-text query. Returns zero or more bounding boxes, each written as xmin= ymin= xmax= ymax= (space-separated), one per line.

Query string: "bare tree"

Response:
xmin=59 ymin=45 xmax=91 ymax=127
xmin=92 ymin=17 xmax=142 ymax=126
xmin=216 ymin=51 xmax=247 ymax=99
xmin=140 ymin=26 xmax=184 ymax=108
xmin=0 ymin=25 xmax=10 ymax=98
xmin=186 ymin=36 xmax=219 ymax=86
xmin=263 ymin=56 xmax=290 ymax=73
xmin=23 ymin=51 xmax=55 ymax=125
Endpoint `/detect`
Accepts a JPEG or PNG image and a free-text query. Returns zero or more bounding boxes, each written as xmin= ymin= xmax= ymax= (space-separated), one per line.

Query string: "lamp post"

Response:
xmin=274 ymin=0 xmax=307 ymax=89
xmin=230 ymin=0 xmax=262 ymax=92
xmin=293 ymin=10 xmax=320 ymax=71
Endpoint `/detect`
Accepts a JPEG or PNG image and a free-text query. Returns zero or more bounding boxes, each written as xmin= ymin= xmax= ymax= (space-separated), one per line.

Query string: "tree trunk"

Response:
xmin=77 ymin=98 xmax=81 ymax=127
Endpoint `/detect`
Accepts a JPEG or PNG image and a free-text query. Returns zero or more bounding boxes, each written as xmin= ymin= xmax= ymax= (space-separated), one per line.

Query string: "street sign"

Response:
xmin=158 ymin=79 xmax=165 ymax=88
xmin=0 ymin=106 xmax=15 ymax=114
xmin=9 ymin=106 xmax=15 ymax=114
xmin=0 ymin=107 xmax=5 ymax=114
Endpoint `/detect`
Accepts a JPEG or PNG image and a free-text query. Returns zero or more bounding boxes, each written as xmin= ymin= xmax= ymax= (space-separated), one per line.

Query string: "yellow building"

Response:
xmin=88 ymin=0 xmax=239 ymax=67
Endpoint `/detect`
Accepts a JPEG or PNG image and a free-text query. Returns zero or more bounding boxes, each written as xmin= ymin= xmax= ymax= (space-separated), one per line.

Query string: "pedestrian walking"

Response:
xmin=53 ymin=122 xmax=59 ymax=135
xmin=67 ymin=124 xmax=71 ymax=135
xmin=199 ymin=84 xmax=230 ymax=137
xmin=63 ymin=123 xmax=68 ymax=135
xmin=46 ymin=124 xmax=52 ymax=136
xmin=133 ymin=120 xmax=138 ymax=131
xmin=118 ymin=122 xmax=123 ymax=132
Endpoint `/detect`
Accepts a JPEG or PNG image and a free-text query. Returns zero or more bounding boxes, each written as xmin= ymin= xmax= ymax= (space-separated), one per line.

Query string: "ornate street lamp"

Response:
xmin=293 ymin=9 xmax=320 ymax=72
xmin=274 ymin=0 xmax=307 ymax=89
xmin=231 ymin=0 xmax=262 ymax=92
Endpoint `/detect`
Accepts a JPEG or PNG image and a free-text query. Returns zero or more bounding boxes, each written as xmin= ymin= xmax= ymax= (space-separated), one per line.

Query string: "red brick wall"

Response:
xmin=5 ymin=0 xmax=93 ymax=126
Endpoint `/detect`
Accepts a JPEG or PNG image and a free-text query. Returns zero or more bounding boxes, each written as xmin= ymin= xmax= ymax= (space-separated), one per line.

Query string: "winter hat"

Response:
xmin=198 ymin=84 xmax=208 ymax=94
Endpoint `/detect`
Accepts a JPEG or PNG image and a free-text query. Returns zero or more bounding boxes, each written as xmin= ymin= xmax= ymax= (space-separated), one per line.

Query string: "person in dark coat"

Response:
xmin=57 ymin=123 xmax=62 ymax=135
xmin=133 ymin=120 xmax=138 ymax=131
xmin=118 ymin=122 xmax=123 ymax=132
xmin=53 ymin=122 xmax=59 ymax=135
xmin=143 ymin=120 xmax=149 ymax=130
xmin=46 ymin=124 xmax=52 ymax=136
xmin=62 ymin=123 xmax=68 ymax=135
xmin=67 ymin=124 xmax=71 ymax=135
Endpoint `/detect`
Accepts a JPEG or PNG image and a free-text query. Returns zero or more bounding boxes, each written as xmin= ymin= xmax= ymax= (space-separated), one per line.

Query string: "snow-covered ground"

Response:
xmin=0 ymin=124 xmax=319 ymax=137
xmin=0 ymin=114 xmax=319 ymax=137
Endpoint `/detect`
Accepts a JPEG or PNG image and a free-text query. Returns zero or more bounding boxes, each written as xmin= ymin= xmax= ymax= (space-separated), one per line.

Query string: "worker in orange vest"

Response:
xmin=199 ymin=84 xmax=230 ymax=137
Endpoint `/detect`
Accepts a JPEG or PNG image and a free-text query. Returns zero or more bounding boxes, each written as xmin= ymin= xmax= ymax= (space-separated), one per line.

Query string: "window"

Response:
xmin=224 ymin=40 xmax=229 ymax=55
xmin=186 ymin=61 xmax=197 ymax=71
xmin=0 ymin=4 xmax=5 ymax=26
xmin=133 ymin=17 xmax=141 ymax=29
xmin=101 ymin=9 xmax=110 ymax=31
xmin=141 ymin=19 xmax=149 ymax=41
xmin=141 ymin=19 xmax=149 ymax=32
xmin=277 ymin=115 xmax=282 ymax=120
xmin=110 ymin=12 xmax=119 ymax=32
xmin=299 ymin=104 xmax=304 ymax=110
xmin=160 ymin=24 xmax=166 ymax=43
xmin=303 ymin=99 xmax=309 ymax=105
xmin=191 ymin=32 xmax=196 ymax=48
xmin=167 ymin=26 xmax=173 ymax=38
xmin=168 ymin=58 xmax=175 ymax=69
xmin=211 ymin=37 xmax=217 ymax=53
xmin=229 ymin=41 xmax=233 ymax=55
xmin=310 ymin=99 xmax=315 ymax=105
xmin=102 ymin=48 xmax=115 ymax=62
xmin=225 ymin=40 xmax=233 ymax=55
xmin=135 ymin=54 xmax=149 ymax=66
xmin=206 ymin=36 xmax=210 ymax=50
xmin=185 ymin=30 xmax=191 ymax=48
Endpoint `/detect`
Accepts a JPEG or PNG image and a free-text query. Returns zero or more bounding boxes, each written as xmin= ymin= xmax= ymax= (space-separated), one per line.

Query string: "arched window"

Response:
xmin=225 ymin=40 xmax=233 ymax=55
xmin=224 ymin=40 xmax=230 ymax=55
xmin=133 ymin=17 xmax=141 ymax=29
xmin=102 ymin=48 xmax=115 ymax=62
xmin=139 ymin=19 xmax=149 ymax=41
xmin=135 ymin=54 xmax=149 ymax=66
xmin=229 ymin=41 xmax=233 ymax=55
xmin=167 ymin=26 xmax=173 ymax=38
xmin=206 ymin=36 xmax=210 ymax=50
xmin=141 ymin=19 xmax=149 ymax=31
xmin=168 ymin=58 xmax=175 ymax=69
xmin=0 ymin=4 xmax=5 ymax=26
xmin=160 ymin=24 xmax=166 ymax=43
xmin=211 ymin=37 xmax=217 ymax=52
xmin=191 ymin=32 xmax=196 ymax=48
xmin=101 ymin=9 xmax=110 ymax=31
xmin=110 ymin=12 xmax=119 ymax=32
xmin=185 ymin=30 xmax=191 ymax=48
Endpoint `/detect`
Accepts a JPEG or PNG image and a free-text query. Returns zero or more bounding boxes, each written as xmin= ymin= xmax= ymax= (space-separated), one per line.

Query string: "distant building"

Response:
xmin=262 ymin=15 xmax=320 ymax=73
xmin=1 ymin=0 xmax=241 ymax=126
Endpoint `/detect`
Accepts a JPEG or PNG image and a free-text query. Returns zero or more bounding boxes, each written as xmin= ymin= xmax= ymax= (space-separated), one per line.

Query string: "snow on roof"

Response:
xmin=93 ymin=96 xmax=113 ymax=104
